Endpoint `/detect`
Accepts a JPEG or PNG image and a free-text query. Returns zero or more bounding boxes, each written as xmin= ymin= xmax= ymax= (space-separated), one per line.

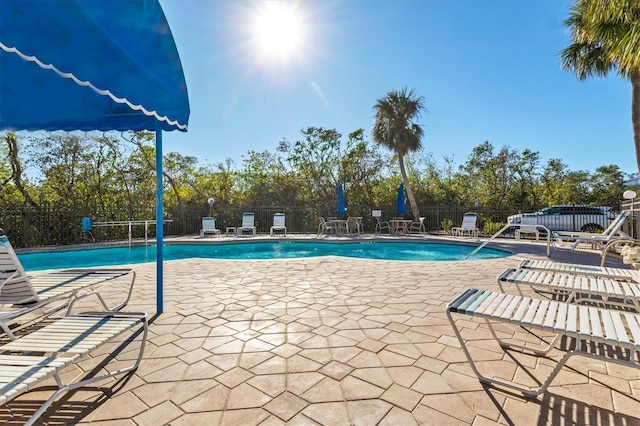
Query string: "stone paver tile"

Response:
xmin=287 ymin=372 xmax=325 ymax=395
xmin=611 ymin=389 xmax=640 ymax=418
xmin=169 ymin=412 xmax=224 ymax=425
xmin=212 ymin=339 xmax=245 ymax=354
xmin=181 ymin=384 xmax=230 ymax=412
xmin=239 ymin=351 xmax=274 ymax=369
xmin=378 ymin=406 xmax=419 ymax=426
xmin=298 ymin=348 xmax=333 ymax=364
xmin=384 ymin=343 xmax=422 ymax=360
xmin=380 ymin=384 xmax=422 ymax=411
xmin=301 ymin=377 xmax=344 ymax=403
xmin=271 ymin=342 xmax=302 ymax=358
xmin=216 ymin=366 xmax=254 ymax=388
xmin=472 ymin=415 xmax=505 ymax=426
xmin=219 ymin=408 xmax=270 ymax=426
xmin=206 ymin=353 xmax=240 ymax=371
xmin=499 ymin=397 xmax=546 ymax=426
xmin=331 ymin=346 xmax=362 ymax=363
xmin=244 ymin=337 xmax=277 ymax=352
xmin=89 ymin=392 xmax=148 ymax=421
xmin=347 ymin=350 xmax=383 ymax=368
xmin=149 ymin=342 xmax=187 ymax=358
xmin=341 ymin=376 xmax=384 ymax=400
xmin=547 ymin=383 xmax=615 ymax=411
xmin=419 ymin=393 xmax=476 ymax=423
xmin=131 ymin=382 xmax=177 ymax=407
xmin=377 ymin=349 xmax=415 ymax=367
xmin=413 ymin=355 xmax=448 ymax=374
xmin=457 ymin=390 xmax=507 ymax=422
xmin=247 ymin=374 xmax=287 ymax=397
xmin=183 ymin=359 xmax=223 ymax=380
xmin=170 ymin=379 xmax=219 ymax=405
xmin=412 ymin=403 xmax=468 ymax=425
xmin=319 ymin=360 xmax=354 ymax=380
xmin=351 ymin=367 xmax=394 ymax=389
xmin=357 ymin=338 xmax=386 ymax=353
xmin=132 ymin=400 xmax=182 ymax=426
xmin=346 ymin=399 xmax=393 ymax=426
xmin=302 ymin=401 xmax=350 ymax=425
xmin=226 ymin=383 xmax=271 ymax=409
xmin=179 ymin=347 xmax=214 ymax=364
xmin=287 ymin=354 xmax=323 ymax=373
xmin=386 ymin=366 xmax=423 ymax=388
xmin=313 ymin=325 xmax=337 ymax=337
xmin=251 ymin=355 xmax=287 ymax=374
xmin=263 ymin=391 xmax=309 ymax=421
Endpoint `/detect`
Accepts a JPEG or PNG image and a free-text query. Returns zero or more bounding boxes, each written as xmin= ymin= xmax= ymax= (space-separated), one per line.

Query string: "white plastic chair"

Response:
xmin=270 ymin=213 xmax=287 ymax=236
xmin=237 ymin=213 xmax=257 ymax=236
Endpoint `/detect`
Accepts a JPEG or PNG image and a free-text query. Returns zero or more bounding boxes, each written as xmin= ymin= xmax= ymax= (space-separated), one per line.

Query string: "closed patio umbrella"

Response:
xmin=396 ymin=183 xmax=406 ymax=215
xmin=337 ymin=183 xmax=346 ymax=215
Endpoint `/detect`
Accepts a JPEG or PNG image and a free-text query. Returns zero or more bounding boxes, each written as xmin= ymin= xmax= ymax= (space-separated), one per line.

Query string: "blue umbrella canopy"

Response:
xmin=337 ymin=183 xmax=346 ymax=215
xmin=396 ymin=183 xmax=407 ymax=215
xmin=0 ymin=0 xmax=190 ymax=313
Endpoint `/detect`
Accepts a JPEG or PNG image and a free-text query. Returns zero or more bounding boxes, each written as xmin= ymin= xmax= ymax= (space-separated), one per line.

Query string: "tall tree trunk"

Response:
xmin=4 ymin=133 xmax=41 ymax=212
xmin=398 ymin=155 xmax=420 ymax=221
xmin=632 ymin=70 xmax=640 ymax=174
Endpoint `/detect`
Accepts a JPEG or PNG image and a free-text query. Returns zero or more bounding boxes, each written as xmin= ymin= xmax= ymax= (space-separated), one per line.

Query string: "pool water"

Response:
xmin=17 ymin=241 xmax=510 ymax=271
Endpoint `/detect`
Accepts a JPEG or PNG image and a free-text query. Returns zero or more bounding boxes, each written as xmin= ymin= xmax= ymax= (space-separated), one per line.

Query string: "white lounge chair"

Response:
xmin=0 ymin=229 xmax=135 ymax=340
xmin=553 ymin=211 xmax=631 ymax=251
xmin=201 ymin=216 xmax=221 ymax=237
xmin=451 ymin=212 xmax=479 ymax=237
xmin=518 ymin=258 xmax=639 ymax=281
xmin=497 ymin=266 xmax=640 ymax=311
xmin=237 ymin=212 xmax=256 ymax=236
xmin=270 ymin=213 xmax=287 ymax=236
xmin=514 ymin=214 xmax=539 ymax=241
xmin=447 ymin=288 xmax=640 ymax=398
xmin=0 ymin=310 xmax=148 ymax=425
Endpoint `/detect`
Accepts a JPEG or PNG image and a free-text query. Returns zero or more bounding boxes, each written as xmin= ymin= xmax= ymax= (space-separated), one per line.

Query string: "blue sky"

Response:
xmin=159 ymin=0 xmax=635 ymax=176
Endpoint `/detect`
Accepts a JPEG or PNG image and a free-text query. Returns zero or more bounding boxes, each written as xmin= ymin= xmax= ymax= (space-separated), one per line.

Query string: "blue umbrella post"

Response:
xmin=396 ymin=183 xmax=407 ymax=216
xmin=337 ymin=183 xmax=346 ymax=216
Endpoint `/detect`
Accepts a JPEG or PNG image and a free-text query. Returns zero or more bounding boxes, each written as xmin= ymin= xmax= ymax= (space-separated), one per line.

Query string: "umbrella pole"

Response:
xmin=156 ymin=128 xmax=164 ymax=313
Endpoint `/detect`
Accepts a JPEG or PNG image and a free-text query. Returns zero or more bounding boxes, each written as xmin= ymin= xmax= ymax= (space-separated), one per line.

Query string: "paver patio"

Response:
xmin=1 ymin=237 xmax=639 ymax=425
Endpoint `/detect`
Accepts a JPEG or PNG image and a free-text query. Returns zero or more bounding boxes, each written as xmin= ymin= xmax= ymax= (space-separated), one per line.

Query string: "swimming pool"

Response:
xmin=17 ymin=240 xmax=511 ymax=271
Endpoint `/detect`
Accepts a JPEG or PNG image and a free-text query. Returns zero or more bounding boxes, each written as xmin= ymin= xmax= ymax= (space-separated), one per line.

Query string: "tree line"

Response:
xmin=1 ymin=127 xmax=631 ymax=231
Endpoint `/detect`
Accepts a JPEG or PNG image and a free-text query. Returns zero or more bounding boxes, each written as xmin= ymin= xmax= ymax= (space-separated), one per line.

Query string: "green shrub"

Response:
xmin=483 ymin=218 xmax=505 ymax=235
xmin=441 ymin=218 xmax=453 ymax=232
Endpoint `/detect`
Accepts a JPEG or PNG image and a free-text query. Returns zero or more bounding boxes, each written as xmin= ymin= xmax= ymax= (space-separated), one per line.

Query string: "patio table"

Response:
xmin=389 ymin=219 xmax=413 ymax=235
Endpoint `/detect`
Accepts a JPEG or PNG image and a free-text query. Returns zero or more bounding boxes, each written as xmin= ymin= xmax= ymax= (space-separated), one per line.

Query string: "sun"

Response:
xmin=249 ymin=2 xmax=306 ymax=65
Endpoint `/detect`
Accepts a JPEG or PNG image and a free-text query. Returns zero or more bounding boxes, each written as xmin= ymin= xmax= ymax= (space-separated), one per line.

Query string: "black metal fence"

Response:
xmin=0 ymin=203 xmax=517 ymax=248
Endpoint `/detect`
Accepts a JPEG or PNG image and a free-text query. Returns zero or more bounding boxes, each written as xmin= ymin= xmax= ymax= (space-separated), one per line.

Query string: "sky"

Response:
xmin=158 ymin=0 xmax=636 ymax=177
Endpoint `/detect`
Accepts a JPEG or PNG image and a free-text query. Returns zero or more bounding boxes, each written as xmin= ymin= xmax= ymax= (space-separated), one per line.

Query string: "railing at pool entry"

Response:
xmin=82 ymin=217 xmax=173 ymax=247
xmin=465 ymin=222 xmax=552 ymax=259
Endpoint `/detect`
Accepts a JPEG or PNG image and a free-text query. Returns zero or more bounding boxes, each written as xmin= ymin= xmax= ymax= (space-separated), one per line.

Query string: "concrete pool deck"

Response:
xmin=2 ymin=236 xmax=640 ymax=425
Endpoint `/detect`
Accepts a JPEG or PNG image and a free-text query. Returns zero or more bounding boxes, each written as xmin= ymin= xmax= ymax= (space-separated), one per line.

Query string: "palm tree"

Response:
xmin=372 ymin=87 xmax=426 ymax=221
xmin=560 ymin=0 xmax=640 ymax=173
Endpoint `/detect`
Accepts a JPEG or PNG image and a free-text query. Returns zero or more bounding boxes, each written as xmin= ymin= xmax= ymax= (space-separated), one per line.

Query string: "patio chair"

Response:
xmin=0 ymin=310 xmax=148 ymax=425
xmin=447 ymin=288 xmax=640 ymax=398
xmin=518 ymin=258 xmax=639 ymax=281
xmin=514 ymin=214 xmax=539 ymax=241
xmin=553 ymin=211 xmax=631 ymax=251
xmin=0 ymin=229 xmax=136 ymax=340
xmin=497 ymin=266 xmax=640 ymax=311
xmin=451 ymin=212 xmax=479 ymax=237
xmin=346 ymin=216 xmax=362 ymax=235
xmin=374 ymin=217 xmax=390 ymax=234
xmin=409 ymin=217 xmax=426 ymax=234
xmin=201 ymin=216 xmax=221 ymax=237
xmin=237 ymin=212 xmax=257 ymax=236
xmin=270 ymin=213 xmax=287 ymax=236
xmin=317 ymin=217 xmax=337 ymax=236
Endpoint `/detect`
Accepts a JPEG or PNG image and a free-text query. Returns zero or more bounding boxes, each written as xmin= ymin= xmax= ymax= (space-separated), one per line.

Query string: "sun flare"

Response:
xmin=249 ymin=2 xmax=306 ymax=64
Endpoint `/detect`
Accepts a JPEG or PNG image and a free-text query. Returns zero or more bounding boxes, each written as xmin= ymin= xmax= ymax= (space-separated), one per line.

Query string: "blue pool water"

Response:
xmin=17 ymin=241 xmax=510 ymax=271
